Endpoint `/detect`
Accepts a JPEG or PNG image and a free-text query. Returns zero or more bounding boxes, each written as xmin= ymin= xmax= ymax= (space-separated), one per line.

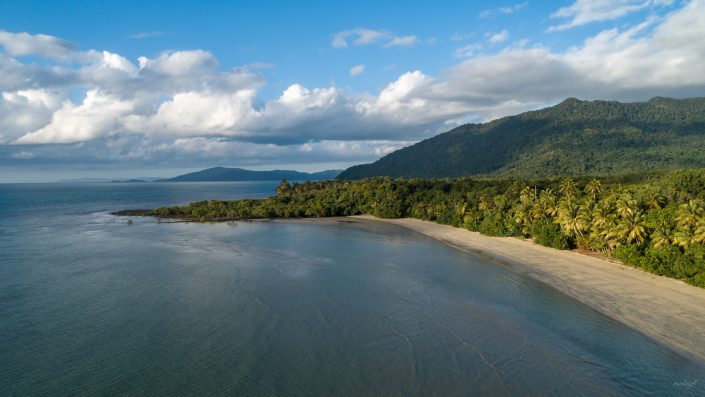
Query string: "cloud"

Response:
xmin=15 ymin=90 xmax=135 ymax=144
xmin=437 ymin=0 xmax=705 ymax=113
xmin=479 ymin=2 xmax=529 ymax=18
xmin=549 ymin=0 xmax=674 ymax=31
xmin=331 ymin=28 xmax=420 ymax=48
xmin=454 ymin=43 xmax=483 ymax=58
xmin=384 ymin=35 xmax=419 ymax=47
xmin=331 ymin=28 xmax=388 ymax=48
xmin=349 ymin=64 xmax=365 ymax=76
xmin=499 ymin=1 xmax=529 ymax=14
xmin=0 ymin=30 xmax=79 ymax=61
xmin=0 ymin=89 xmax=64 ymax=143
xmin=487 ymin=30 xmax=510 ymax=44
xmin=138 ymin=50 xmax=218 ymax=76
xmin=452 ymin=31 xmax=509 ymax=59
xmin=123 ymin=89 xmax=257 ymax=138
xmin=128 ymin=31 xmax=164 ymax=39
xmin=1 ymin=0 xmax=704 ymax=173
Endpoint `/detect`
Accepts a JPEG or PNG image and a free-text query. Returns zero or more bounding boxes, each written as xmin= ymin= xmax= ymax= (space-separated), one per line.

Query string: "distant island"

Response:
xmin=110 ymin=179 xmax=150 ymax=183
xmin=163 ymin=167 xmax=341 ymax=182
xmin=338 ymin=96 xmax=705 ymax=180
xmin=62 ymin=168 xmax=341 ymax=184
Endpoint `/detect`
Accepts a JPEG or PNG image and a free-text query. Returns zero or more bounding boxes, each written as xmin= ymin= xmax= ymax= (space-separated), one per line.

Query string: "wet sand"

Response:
xmin=283 ymin=215 xmax=705 ymax=364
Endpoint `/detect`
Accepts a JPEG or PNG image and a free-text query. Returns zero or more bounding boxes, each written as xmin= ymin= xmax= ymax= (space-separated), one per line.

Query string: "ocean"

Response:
xmin=1 ymin=182 xmax=704 ymax=396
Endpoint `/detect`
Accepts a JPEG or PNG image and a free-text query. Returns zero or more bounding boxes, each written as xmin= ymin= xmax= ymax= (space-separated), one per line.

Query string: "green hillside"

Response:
xmin=338 ymin=97 xmax=705 ymax=180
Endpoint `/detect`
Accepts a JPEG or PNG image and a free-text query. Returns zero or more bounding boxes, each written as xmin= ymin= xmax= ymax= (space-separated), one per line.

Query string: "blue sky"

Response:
xmin=0 ymin=0 xmax=666 ymax=96
xmin=0 ymin=0 xmax=702 ymax=181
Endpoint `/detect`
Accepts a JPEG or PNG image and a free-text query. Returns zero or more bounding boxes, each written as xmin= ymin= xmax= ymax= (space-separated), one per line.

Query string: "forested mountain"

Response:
xmin=166 ymin=167 xmax=340 ymax=182
xmin=338 ymin=97 xmax=705 ymax=180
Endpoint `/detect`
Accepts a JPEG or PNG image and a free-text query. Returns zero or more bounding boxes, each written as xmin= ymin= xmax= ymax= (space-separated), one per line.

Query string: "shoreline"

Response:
xmin=278 ymin=215 xmax=705 ymax=365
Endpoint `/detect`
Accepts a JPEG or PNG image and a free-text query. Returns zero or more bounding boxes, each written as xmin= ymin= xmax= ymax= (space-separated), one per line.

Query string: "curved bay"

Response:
xmin=1 ymin=183 xmax=704 ymax=396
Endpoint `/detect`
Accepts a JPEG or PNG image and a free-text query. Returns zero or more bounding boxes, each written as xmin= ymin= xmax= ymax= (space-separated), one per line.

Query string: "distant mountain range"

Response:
xmin=110 ymin=179 xmax=150 ymax=183
xmin=337 ymin=96 xmax=705 ymax=180
xmin=60 ymin=168 xmax=340 ymax=183
xmin=165 ymin=167 xmax=341 ymax=182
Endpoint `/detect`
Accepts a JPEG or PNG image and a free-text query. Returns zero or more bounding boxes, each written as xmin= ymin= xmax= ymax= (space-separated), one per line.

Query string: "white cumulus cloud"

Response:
xmin=15 ymin=90 xmax=135 ymax=144
xmin=349 ymin=64 xmax=366 ymax=76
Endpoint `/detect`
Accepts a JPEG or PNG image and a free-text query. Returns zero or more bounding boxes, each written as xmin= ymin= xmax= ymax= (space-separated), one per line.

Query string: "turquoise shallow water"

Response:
xmin=1 ymin=182 xmax=705 ymax=396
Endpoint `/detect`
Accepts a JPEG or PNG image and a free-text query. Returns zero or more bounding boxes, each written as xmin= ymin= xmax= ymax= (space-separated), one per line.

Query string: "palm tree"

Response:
xmin=672 ymin=201 xmax=705 ymax=247
xmin=513 ymin=205 xmax=533 ymax=236
xmin=493 ymin=195 xmax=508 ymax=211
xmin=557 ymin=199 xmax=587 ymax=238
xmin=585 ymin=178 xmax=602 ymax=201
xmin=614 ymin=210 xmax=647 ymax=246
xmin=676 ymin=199 xmax=704 ymax=230
xmin=586 ymin=199 xmax=619 ymax=251
xmin=673 ymin=227 xmax=696 ymax=248
xmin=599 ymin=225 xmax=623 ymax=252
xmin=478 ymin=196 xmax=490 ymax=212
xmin=615 ymin=195 xmax=637 ymax=219
xmin=456 ymin=201 xmax=468 ymax=216
xmin=650 ymin=224 xmax=674 ymax=248
xmin=539 ymin=189 xmax=559 ymax=217
xmin=519 ymin=186 xmax=534 ymax=205
xmin=531 ymin=200 xmax=547 ymax=220
xmin=645 ymin=192 xmax=665 ymax=209
xmin=591 ymin=200 xmax=613 ymax=232
xmin=559 ymin=178 xmax=577 ymax=199
xmin=695 ymin=219 xmax=705 ymax=245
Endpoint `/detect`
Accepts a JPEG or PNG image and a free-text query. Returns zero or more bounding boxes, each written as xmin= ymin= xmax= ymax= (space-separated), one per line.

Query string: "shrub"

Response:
xmin=614 ymin=244 xmax=705 ymax=287
xmin=613 ymin=244 xmax=646 ymax=268
xmin=476 ymin=213 xmax=517 ymax=237
xmin=678 ymin=244 xmax=705 ymax=284
xmin=642 ymin=245 xmax=681 ymax=276
xmin=530 ymin=219 xmax=573 ymax=250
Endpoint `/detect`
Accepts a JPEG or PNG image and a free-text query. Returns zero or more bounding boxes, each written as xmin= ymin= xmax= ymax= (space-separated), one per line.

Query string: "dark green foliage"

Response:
xmin=667 ymin=170 xmax=705 ymax=200
xmin=615 ymin=244 xmax=705 ymax=288
xmin=613 ymin=245 xmax=646 ymax=268
xmin=477 ymin=214 xmax=507 ymax=237
xmin=530 ymin=219 xmax=573 ymax=250
xmin=337 ymin=97 xmax=705 ymax=180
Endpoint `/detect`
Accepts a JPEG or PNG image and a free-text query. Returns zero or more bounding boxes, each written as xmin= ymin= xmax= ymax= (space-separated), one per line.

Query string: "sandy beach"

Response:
xmin=289 ymin=215 xmax=705 ymax=364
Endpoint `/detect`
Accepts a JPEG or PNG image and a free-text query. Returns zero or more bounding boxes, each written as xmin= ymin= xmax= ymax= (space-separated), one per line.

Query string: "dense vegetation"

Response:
xmin=165 ymin=167 xmax=340 ymax=182
xmin=338 ymin=97 xmax=705 ymax=180
xmin=143 ymin=169 xmax=705 ymax=288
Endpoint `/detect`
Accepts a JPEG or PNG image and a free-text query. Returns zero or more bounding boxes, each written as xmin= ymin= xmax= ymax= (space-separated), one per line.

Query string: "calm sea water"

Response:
xmin=1 ymin=182 xmax=705 ymax=396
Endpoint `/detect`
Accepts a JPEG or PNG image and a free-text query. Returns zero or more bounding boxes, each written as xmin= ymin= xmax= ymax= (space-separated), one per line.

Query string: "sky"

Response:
xmin=1 ymin=0 xmax=704 ymax=182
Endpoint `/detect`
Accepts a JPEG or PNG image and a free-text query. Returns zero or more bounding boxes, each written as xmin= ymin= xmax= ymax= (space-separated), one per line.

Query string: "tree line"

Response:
xmin=149 ymin=169 xmax=705 ymax=288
